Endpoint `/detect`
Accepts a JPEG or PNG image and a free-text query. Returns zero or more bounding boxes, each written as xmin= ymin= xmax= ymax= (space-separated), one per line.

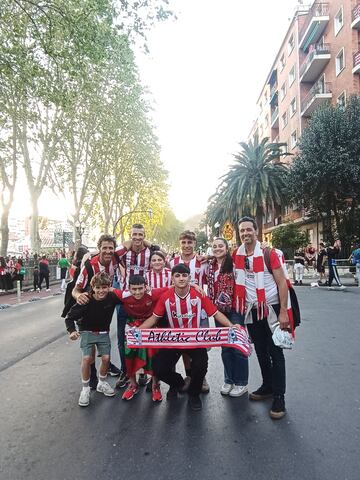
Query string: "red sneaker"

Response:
xmin=122 ymin=384 xmax=139 ymax=401
xmin=152 ymin=384 xmax=163 ymax=402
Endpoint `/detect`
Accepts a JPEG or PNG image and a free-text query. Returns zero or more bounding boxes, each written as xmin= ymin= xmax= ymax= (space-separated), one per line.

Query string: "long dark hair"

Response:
xmin=212 ymin=237 xmax=233 ymax=274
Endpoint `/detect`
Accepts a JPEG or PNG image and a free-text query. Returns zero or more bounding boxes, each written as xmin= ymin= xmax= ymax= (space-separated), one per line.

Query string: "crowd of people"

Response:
xmin=64 ymin=218 xmax=297 ymax=419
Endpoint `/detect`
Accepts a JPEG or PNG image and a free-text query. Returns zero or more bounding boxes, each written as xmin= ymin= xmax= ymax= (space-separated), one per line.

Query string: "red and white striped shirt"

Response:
xmin=115 ymin=246 xmax=151 ymax=288
xmin=153 ymin=286 xmax=217 ymax=329
xmin=146 ymin=268 xmax=172 ymax=288
xmin=169 ymin=255 xmax=207 ymax=288
xmin=76 ymin=255 xmax=117 ymax=290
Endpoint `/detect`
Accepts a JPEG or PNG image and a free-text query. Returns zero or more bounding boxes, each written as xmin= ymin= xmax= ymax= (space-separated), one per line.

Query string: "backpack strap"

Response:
xmin=263 ymin=247 xmax=273 ymax=274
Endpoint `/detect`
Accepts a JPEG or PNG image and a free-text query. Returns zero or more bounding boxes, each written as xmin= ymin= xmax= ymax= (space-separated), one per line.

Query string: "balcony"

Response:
xmin=299 ymin=43 xmax=331 ymax=82
xmin=351 ymin=3 xmax=360 ymax=29
xmin=299 ymin=3 xmax=329 ymax=51
xmin=353 ymin=51 xmax=360 ymax=74
xmin=270 ymin=83 xmax=278 ymax=104
xmin=301 ymin=81 xmax=332 ymax=117
xmin=271 ymin=107 xmax=279 ymax=128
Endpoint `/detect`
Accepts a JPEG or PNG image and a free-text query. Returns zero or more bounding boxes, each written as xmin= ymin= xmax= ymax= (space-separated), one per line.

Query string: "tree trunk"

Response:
xmin=30 ymin=198 xmax=41 ymax=253
xmin=256 ymin=206 xmax=264 ymax=242
xmin=0 ymin=207 xmax=10 ymax=257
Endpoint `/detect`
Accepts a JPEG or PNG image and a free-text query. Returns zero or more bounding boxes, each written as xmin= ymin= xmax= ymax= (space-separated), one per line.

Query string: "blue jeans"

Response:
xmin=217 ymin=310 xmax=249 ymax=386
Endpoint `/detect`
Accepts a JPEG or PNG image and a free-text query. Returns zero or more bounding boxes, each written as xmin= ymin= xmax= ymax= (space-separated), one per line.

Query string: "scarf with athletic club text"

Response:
xmin=234 ymin=241 xmax=294 ymax=333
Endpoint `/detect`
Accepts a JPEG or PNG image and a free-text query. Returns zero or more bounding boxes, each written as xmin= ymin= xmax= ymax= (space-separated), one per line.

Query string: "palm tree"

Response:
xmin=220 ymin=137 xmax=290 ymax=240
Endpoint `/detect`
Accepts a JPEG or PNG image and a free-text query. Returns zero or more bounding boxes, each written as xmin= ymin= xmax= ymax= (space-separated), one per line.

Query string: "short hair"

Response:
xmin=238 ymin=216 xmax=258 ymax=230
xmin=179 ymin=230 xmax=196 ymax=242
xmin=132 ymin=223 xmax=144 ymax=230
xmin=150 ymin=250 xmax=166 ymax=262
xmin=171 ymin=264 xmax=190 ymax=275
xmin=128 ymin=274 xmax=146 ymax=286
xmin=90 ymin=272 xmax=111 ymax=288
xmin=97 ymin=234 xmax=116 ymax=250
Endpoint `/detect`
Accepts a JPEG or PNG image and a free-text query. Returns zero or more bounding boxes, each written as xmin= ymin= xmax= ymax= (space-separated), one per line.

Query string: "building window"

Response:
xmin=291 ymin=130 xmax=297 ymax=149
xmin=282 ymin=111 xmax=288 ymax=129
xmin=288 ymin=65 xmax=296 ymax=86
xmin=335 ymin=48 xmax=345 ymax=76
xmin=337 ymin=91 xmax=346 ymax=109
xmin=290 ymin=97 xmax=297 ymax=117
xmin=280 ymin=53 xmax=286 ymax=71
xmin=288 ymin=34 xmax=295 ymax=55
xmin=280 ymin=82 xmax=287 ymax=101
xmin=334 ymin=6 xmax=344 ymax=36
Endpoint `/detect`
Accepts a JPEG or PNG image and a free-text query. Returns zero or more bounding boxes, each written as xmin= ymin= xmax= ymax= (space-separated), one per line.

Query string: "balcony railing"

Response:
xmin=301 ymin=81 xmax=332 ymax=116
xmin=270 ymin=83 xmax=278 ymax=103
xmin=299 ymin=43 xmax=331 ymax=79
xmin=271 ymin=107 xmax=279 ymax=126
xmin=353 ymin=51 xmax=360 ymax=74
xmin=352 ymin=3 xmax=360 ymax=29
xmin=299 ymin=3 xmax=329 ymax=50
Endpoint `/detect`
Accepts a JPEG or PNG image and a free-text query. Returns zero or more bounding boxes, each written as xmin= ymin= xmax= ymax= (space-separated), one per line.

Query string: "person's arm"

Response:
xmin=72 ymin=285 xmax=90 ymax=305
xmin=213 ymin=310 xmax=241 ymax=330
xmin=272 ymin=267 xmax=290 ymax=330
xmin=65 ymin=303 xmax=86 ymax=335
xmin=139 ymin=314 xmax=159 ymax=329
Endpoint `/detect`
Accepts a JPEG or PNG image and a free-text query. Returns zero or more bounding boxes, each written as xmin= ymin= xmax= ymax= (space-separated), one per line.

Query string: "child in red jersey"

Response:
xmin=113 ymin=274 xmax=168 ymax=402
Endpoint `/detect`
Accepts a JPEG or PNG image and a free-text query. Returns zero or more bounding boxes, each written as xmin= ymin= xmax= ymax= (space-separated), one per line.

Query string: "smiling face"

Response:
xmin=238 ymin=221 xmax=257 ymax=250
xmin=179 ymin=238 xmax=196 ymax=257
xmin=212 ymin=238 xmax=228 ymax=260
xmin=98 ymin=241 xmax=115 ymax=266
xmin=172 ymin=272 xmax=191 ymax=289
xmin=150 ymin=253 xmax=165 ymax=272
xmin=93 ymin=284 xmax=110 ymax=301
xmin=131 ymin=227 xmax=145 ymax=248
xmin=129 ymin=283 xmax=146 ymax=300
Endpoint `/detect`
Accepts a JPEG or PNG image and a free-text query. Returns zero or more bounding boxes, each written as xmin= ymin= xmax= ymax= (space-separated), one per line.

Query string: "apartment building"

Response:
xmin=250 ymin=0 xmax=360 ymax=247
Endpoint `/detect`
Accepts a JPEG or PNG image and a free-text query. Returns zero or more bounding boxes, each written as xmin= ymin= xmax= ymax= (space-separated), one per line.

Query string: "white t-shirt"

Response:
xmin=245 ymin=255 xmax=279 ymax=305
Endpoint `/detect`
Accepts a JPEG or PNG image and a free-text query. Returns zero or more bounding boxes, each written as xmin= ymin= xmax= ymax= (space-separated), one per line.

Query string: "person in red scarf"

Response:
xmin=233 ymin=217 xmax=290 ymax=420
xmin=207 ymin=238 xmax=248 ymax=397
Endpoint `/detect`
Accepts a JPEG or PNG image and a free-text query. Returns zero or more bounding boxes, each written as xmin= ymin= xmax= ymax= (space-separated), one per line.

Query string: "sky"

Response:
xmin=10 ymin=0 xmax=299 ymax=222
xmin=135 ymin=0 xmax=299 ymax=220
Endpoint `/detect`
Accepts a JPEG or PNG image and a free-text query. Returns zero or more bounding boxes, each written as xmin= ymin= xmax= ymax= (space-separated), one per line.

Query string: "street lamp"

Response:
xmin=74 ymin=220 xmax=86 ymax=244
xmin=113 ymin=208 xmax=153 ymax=237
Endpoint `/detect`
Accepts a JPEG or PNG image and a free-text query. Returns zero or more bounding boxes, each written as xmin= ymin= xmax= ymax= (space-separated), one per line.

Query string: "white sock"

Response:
xmin=98 ymin=375 xmax=107 ymax=385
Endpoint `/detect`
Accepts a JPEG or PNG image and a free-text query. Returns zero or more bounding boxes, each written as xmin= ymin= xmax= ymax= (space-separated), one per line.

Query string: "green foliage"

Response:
xmin=271 ymin=223 xmax=309 ymax=259
xmin=288 ymin=96 xmax=360 ymax=251
xmin=207 ymin=137 xmax=290 ymax=241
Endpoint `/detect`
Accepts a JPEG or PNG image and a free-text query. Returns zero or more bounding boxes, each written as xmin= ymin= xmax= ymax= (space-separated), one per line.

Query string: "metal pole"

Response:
xmin=17 ymin=280 xmax=21 ymax=303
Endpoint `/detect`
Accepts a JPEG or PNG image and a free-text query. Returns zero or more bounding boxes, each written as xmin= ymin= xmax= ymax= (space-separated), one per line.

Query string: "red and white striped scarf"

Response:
xmin=234 ymin=241 xmax=294 ymax=333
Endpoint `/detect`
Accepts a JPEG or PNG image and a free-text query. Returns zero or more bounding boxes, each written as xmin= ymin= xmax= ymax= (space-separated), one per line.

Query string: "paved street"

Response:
xmin=0 ymin=288 xmax=359 ymax=480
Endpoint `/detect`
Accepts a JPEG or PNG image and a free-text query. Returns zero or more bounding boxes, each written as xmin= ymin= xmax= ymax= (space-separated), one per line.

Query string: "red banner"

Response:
xmin=126 ymin=327 xmax=252 ymax=357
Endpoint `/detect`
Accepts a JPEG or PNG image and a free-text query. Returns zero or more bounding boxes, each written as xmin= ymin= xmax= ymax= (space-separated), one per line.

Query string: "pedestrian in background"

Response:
xmin=316 ymin=242 xmax=327 ymax=285
xmin=326 ymin=239 xmax=345 ymax=290
xmin=33 ymin=265 xmax=40 ymax=292
xmin=58 ymin=253 xmax=71 ymax=292
xmin=293 ymin=249 xmax=305 ymax=285
xmin=350 ymin=243 xmax=360 ymax=287
xmin=39 ymin=255 xmax=51 ymax=292
xmin=15 ymin=258 xmax=25 ymax=290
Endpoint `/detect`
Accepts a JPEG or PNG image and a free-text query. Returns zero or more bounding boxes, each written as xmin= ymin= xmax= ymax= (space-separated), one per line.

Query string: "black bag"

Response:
xmin=264 ymin=247 xmax=301 ymax=329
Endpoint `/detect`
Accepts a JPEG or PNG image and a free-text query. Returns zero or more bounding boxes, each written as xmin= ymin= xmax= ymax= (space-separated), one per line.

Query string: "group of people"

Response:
xmin=293 ymin=239 xmax=350 ymax=289
xmin=65 ymin=218 xmax=295 ymax=419
xmin=0 ymin=256 xmax=25 ymax=291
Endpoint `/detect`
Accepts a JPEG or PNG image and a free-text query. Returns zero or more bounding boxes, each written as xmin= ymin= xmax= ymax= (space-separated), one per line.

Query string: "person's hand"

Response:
xmin=279 ymin=310 xmax=290 ymax=330
xmin=231 ymin=323 xmax=242 ymax=331
xmin=123 ymin=240 xmax=132 ymax=250
xmin=69 ymin=331 xmax=80 ymax=340
xmin=76 ymin=292 xmax=90 ymax=305
xmin=196 ymin=254 xmax=208 ymax=264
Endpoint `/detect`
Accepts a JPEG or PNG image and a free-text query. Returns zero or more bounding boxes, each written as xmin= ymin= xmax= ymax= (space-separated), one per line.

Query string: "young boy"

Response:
xmin=112 ymin=275 xmax=168 ymax=402
xmin=65 ymin=272 xmax=120 ymax=407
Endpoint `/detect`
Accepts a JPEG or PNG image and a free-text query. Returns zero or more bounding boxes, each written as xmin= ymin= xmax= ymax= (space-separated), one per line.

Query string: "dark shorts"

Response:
xmin=80 ymin=331 xmax=110 ymax=357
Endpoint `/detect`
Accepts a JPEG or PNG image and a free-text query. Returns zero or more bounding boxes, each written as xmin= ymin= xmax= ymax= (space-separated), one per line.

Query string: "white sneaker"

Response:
xmin=220 ymin=383 xmax=233 ymax=395
xmin=338 ymin=285 xmax=346 ymax=290
xmin=78 ymin=388 xmax=90 ymax=407
xmin=97 ymin=381 xmax=115 ymax=397
xmin=46 ymin=288 xmax=51 ymax=292
xmin=229 ymin=385 xmax=248 ymax=397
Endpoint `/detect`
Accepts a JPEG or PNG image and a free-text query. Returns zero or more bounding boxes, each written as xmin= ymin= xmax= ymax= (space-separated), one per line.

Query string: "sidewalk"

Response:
xmin=0 ymin=280 xmax=63 ymax=307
